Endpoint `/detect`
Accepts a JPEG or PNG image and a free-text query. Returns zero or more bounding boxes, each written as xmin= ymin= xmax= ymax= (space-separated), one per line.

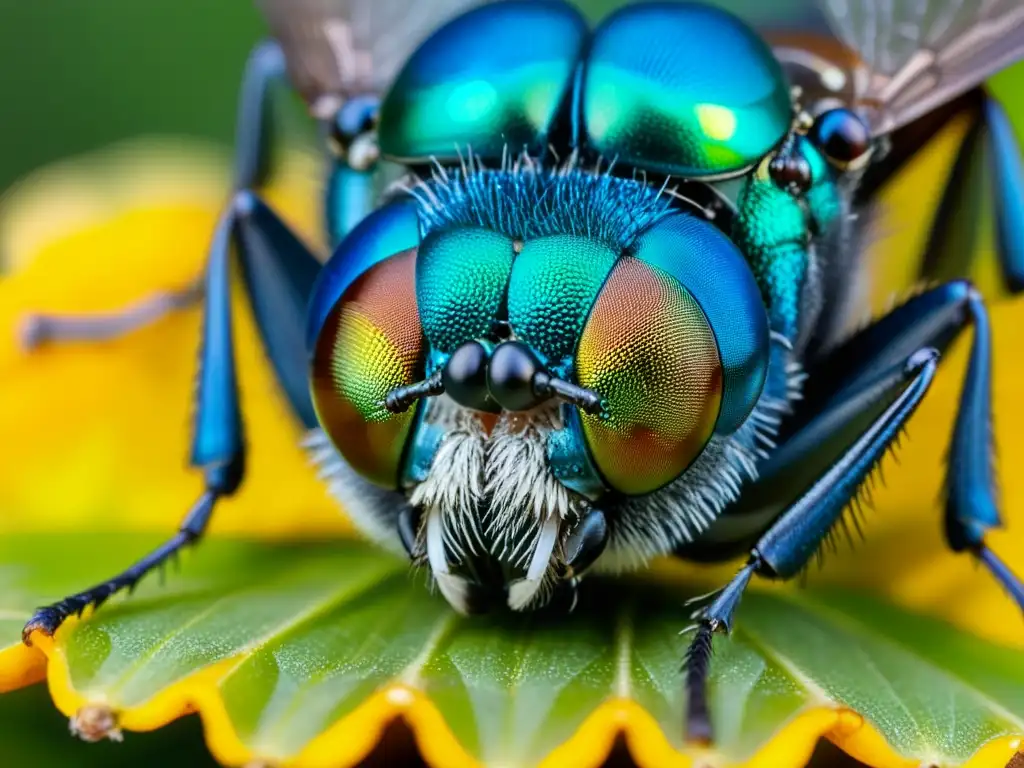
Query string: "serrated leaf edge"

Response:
xmin=0 ymin=623 xmax=1015 ymax=768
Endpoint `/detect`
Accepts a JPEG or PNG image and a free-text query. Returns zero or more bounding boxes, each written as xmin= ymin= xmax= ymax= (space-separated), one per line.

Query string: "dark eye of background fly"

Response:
xmin=768 ymin=130 xmax=812 ymax=195
xmin=808 ymin=108 xmax=871 ymax=169
xmin=328 ymin=96 xmax=379 ymax=156
xmin=768 ymin=152 xmax=812 ymax=194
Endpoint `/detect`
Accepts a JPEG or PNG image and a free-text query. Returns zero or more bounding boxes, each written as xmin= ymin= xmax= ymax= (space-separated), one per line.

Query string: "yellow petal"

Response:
xmin=0 ymin=139 xmax=351 ymax=540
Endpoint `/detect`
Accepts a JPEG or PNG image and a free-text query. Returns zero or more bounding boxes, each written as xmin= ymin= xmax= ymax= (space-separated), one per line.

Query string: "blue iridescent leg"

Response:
xmin=985 ymin=93 xmax=1024 ymax=293
xmin=795 ymin=280 xmax=1020 ymax=598
xmin=16 ymin=41 xmax=285 ymax=349
xmin=683 ymin=347 xmax=939 ymax=742
xmin=21 ymin=211 xmax=246 ymax=641
xmin=21 ymin=103 xmax=326 ymax=644
xmin=684 ymin=280 xmax=1024 ymax=741
xmin=919 ymin=90 xmax=1024 ymax=292
xmin=231 ymin=190 xmax=321 ymax=427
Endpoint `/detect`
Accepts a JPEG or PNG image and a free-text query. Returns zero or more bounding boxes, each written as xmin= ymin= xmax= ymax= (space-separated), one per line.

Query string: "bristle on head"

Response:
xmin=402 ymin=148 xmax=677 ymax=252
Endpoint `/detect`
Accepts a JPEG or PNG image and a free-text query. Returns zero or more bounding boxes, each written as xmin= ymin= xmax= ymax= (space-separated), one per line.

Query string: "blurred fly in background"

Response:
xmin=16 ymin=0 xmax=1024 ymax=744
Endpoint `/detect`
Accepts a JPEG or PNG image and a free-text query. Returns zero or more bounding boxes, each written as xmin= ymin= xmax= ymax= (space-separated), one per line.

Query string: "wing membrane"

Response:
xmin=821 ymin=0 xmax=1024 ymax=135
xmin=257 ymin=0 xmax=491 ymax=117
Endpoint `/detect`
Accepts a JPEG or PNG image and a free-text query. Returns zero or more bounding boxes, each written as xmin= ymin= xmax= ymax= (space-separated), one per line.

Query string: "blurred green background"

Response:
xmin=0 ymin=1 xmax=1022 ymax=766
xmin=2 ymin=0 xmax=1023 ymax=196
xmin=0 ymin=0 xmax=267 ymax=193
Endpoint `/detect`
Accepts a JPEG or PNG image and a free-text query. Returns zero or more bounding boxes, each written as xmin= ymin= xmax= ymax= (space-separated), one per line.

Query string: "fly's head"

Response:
xmin=307 ymin=166 xmax=771 ymax=614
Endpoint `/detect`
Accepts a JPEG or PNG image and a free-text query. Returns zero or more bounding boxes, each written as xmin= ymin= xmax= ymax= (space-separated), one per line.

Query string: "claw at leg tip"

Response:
xmin=684 ymin=715 xmax=714 ymax=747
xmin=22 ymin=613 xmax=57 ymax=647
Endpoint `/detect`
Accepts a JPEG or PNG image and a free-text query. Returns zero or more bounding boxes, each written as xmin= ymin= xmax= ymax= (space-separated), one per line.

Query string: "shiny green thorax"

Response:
xmin=733 ymin=136 xmax=842 ymax=331
xmin=378 ymin=1 xmax=792 ymax=179
xmin=731 ymin=135 xmax=843 ymax=397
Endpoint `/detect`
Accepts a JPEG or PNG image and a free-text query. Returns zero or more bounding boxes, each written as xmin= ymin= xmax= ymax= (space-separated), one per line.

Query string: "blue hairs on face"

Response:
xmin=413 ymin=164 xmax=675 ymax=248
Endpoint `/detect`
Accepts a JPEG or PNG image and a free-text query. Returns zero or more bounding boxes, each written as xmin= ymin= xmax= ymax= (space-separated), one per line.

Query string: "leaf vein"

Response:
xmin=112 ymin=555 xmax=401 ymax=697
xmin=732 ymin=622 xmax=832 ymax=706
xmin=778 ymin=591 xmax=1024 ymax=732
xmin=614 ymin=605 xmax=634 ymax=700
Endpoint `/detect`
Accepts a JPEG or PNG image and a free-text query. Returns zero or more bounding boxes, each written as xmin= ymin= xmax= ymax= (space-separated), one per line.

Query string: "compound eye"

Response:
xmin=310 ymin=249 xmax=424 ymax=488
xmin=575 ymin=256 xmax=723 ymax=496
xmin=808 ymin=107 xmax=871 ymax=170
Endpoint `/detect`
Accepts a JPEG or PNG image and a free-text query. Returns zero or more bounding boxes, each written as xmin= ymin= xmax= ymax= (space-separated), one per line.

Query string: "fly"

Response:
xmin=20 ymin=0 xmax=1024 ymax=744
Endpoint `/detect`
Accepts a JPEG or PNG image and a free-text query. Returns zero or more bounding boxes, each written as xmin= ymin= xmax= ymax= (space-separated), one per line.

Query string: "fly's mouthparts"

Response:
xmin=506 ymin=512 xmax=562 ymax=611
xmin=416 ymin=495 xmax=606 ymax=614
xmin=563 ymin=508 xmax=609 ymax=577
xmin=397 ymin=505 xmax=424 ymax=558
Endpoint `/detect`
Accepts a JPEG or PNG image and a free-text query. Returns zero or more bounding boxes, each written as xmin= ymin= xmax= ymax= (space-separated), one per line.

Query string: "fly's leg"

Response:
xmin=918 ymin=89 xmax=1024 ymax=293
xmin=684 ymin=279 xmax=1024 ymax=741
xmin=17 ymin=39 xmax=377 ymax=351
xmin=684 ymin=348 xmax=938 ymax=742
xmin=16 ymin=42 xmax=284 ymax=349
xmin=21 ymin=209 xmax=246 ymax=641
xmin=19 ymin=281 xmax=204 ymax=351
xmin=229 ymin=188 xmax=322 ymax=428
xmin=21 ymin=497 xmax=221 ymax=644
xmin=985 ymin=93 xmax=1024 ymax=292
xmin=22 ymin=146 xmax=325 ymax=645
xmin=794 ymin=280 xmax=1023 ymax=602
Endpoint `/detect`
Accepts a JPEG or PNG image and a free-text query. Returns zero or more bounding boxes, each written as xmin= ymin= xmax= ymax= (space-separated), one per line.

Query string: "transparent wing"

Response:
xmin=257 ymin=0 xmax=493 ymax=117
xmin=815 ymin=0 xmax=1024 ymax=136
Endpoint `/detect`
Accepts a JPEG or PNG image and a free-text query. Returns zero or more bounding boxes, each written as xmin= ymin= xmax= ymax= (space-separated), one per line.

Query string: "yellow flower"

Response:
xmin=0 ymin=134 xmax=1022 ymax=768
xmin=0 ymin=138 xmax=352 ymax=540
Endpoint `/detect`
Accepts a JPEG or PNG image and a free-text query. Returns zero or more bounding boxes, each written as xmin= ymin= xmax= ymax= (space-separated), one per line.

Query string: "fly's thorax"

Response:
xmin=307 ymin=166 xmax=773 ymax=613
xmin=377 ymin=2 xmax=792 ymax=179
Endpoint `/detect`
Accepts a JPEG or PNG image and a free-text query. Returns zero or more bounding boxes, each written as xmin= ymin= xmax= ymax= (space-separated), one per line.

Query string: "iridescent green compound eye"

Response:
xmin=576 ymin=256 xmax=723 ymax=496
xmin=310 ymin=249 xmax=424 ymax=488
xmin=416 ymin=227 xmax=516 ymax=354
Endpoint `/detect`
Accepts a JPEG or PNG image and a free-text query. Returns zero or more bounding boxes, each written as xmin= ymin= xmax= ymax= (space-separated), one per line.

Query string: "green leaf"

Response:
xmin=3 ymin=533 xmax=1023 ymax=768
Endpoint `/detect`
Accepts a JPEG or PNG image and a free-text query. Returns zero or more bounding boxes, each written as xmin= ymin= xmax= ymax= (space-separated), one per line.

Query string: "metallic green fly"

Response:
xmin=20 ymin=0 xmax=1024 ymax=743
